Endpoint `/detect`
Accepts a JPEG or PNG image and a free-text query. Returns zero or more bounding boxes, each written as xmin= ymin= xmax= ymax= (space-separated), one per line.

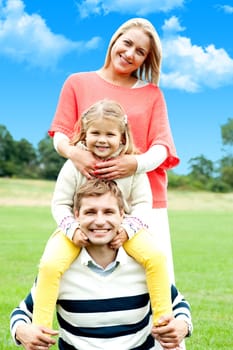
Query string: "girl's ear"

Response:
xmin=121 ymin=135 xmax=126 ymax=145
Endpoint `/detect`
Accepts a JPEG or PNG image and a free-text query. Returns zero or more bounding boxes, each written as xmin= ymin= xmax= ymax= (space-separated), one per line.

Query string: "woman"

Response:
xmin=48 ymin=17 xmax=180 ymax=282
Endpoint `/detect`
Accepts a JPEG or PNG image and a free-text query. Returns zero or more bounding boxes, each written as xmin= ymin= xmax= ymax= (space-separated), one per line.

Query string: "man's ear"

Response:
xmin=74 ymin=209 xmax=79 ymax=219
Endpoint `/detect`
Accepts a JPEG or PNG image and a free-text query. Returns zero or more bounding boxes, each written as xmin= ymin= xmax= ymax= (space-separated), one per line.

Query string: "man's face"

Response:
xmin=76 ymin=192 xmax=124 ymax=246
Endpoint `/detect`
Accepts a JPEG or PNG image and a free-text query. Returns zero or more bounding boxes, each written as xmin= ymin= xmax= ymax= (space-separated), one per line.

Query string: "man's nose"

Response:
xmin=95 ymin=213 xmax=105 ymax=225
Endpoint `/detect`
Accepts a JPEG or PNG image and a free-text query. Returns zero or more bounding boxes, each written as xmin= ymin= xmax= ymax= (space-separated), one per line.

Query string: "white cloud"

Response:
xmin=160 ymin=17 xmax=233 ymax=92
xmin=216 ymin=4 xmax=233 ymax=14
xmin=162 ymin=16 xmax=185 ymax=34
xmin=0 ymin=0 xmax=101 ymax=68
xmin=77 ymin=0 xmax=184 ymax=18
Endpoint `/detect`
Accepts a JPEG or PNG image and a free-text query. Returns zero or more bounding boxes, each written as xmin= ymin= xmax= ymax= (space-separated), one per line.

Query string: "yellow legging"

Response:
xmin=33 ymin=228 xmax=172 ymax=328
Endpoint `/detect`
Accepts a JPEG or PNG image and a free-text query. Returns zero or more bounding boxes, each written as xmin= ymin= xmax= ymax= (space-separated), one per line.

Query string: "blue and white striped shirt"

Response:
xmin=10 ymin=248 xmax=192 ymax=350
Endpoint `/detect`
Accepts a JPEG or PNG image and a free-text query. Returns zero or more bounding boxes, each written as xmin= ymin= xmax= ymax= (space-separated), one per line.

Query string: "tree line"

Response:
xmin=0 ymin=118 xmax=232 ymax=192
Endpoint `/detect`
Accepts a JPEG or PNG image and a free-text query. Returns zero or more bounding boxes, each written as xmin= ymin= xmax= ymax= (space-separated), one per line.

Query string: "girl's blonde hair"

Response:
xmin=71 ymin=99 xmax=138 ymax=155
xmin=103 ymin=18 xmax=162 ymax=85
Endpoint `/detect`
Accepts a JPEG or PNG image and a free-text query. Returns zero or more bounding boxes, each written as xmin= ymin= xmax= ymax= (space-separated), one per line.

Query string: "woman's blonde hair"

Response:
xmin=103 ymin=18 xmax=162 ymax=85
xmin=71 ymin=99 xmax=138 ymax=155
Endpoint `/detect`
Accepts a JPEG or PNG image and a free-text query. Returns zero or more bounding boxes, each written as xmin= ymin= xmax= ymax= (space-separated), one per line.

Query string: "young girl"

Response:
xmin=33 ymin=99 xmax=172 ymax=330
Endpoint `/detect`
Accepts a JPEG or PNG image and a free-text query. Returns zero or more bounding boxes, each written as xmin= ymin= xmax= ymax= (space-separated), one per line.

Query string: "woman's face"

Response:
xmin=110 ymin=28 xmax=150 ymax=76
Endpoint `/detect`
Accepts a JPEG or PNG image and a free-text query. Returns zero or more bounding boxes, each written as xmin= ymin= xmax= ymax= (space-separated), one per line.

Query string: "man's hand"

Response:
xmin=72 ymin=228 xmax=90 ymax=247
xmin=109 ymin=227 xmax=128 ymax=249
xmin=16 ymin=323 xmax=58 ymax=350
xmin=151 ymin=314 xmax=189 ymax=350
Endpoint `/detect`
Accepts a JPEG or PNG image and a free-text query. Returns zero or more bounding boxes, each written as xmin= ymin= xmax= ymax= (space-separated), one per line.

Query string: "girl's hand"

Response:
xmin=94 ymin=155 xmax=138 ymax=180
xmin=73 ymin=229 xmax=90 ymax=247
xmin=110 ymin=227 xmax=128 ymax=249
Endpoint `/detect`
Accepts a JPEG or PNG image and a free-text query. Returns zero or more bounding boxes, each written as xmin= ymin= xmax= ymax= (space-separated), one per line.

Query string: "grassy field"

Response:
xmin=1 ymin=178 xmax=233 ymax=349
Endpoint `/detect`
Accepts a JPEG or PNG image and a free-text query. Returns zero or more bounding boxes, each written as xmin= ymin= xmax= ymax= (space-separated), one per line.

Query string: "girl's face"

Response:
xmin=85 ymin=118 xmax=122 ymax=159
xmin=110 ymin=28 xmax=150 ymax=76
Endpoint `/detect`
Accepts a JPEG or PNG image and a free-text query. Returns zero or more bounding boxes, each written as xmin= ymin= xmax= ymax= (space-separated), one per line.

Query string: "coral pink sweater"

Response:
xmin=49 ymin=72 xmax=179 ymax=208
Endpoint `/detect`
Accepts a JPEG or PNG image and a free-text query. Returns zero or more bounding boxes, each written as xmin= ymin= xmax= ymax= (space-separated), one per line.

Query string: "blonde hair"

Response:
xmin=103 ymin=18 xmax=162 ymax=85
xmin=71 ymin=99 xmax=138 ymax=155
xmin=74 ymin=178 xmax=125 ymax=213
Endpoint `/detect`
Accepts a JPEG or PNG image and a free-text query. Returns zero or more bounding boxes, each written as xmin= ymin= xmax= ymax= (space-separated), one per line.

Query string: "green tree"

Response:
xmin=14 ymin=138 xmax=39 ymax=178
xmin=188 ymin=155 xmax=215 ymax=189
xmin=37 ymin=135 xmax=65 ymax=180
xmin=0 ymin=125 xmax=17 ymax=176
xmin=219 ymin=118 xmax=233 ymax=190
xmin=221 ymin=117 xmax=233 ymax=146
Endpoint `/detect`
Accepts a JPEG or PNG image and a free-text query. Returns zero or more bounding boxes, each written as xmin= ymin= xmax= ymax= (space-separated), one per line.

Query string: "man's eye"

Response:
xmin=85 ymin=211 xmax=95 ymax=215
xmin=105 ymin=210 xmax=115 ymax=215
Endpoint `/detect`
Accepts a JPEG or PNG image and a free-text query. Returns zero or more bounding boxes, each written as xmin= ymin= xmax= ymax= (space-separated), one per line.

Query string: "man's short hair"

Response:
xmin=74 ymin=179 xmax=125 ymax=212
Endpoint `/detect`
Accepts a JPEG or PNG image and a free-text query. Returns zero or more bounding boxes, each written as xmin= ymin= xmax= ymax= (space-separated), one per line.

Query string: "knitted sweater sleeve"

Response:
xmin=51 ymin=159 xmax=82 ymax=240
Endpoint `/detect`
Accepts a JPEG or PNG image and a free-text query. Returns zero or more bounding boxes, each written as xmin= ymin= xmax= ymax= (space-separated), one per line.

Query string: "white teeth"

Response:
xmin=92 ymin=229 xmax=109 ymax=233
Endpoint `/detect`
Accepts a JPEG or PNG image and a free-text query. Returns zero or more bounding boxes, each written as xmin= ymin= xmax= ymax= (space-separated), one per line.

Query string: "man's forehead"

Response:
xmin=80 ymin=193 xmax=118 ymax=209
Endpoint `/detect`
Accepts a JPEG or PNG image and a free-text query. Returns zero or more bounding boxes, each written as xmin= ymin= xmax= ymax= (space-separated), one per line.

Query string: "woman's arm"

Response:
xmin=93 ymin=144 xmax=168 ymax=180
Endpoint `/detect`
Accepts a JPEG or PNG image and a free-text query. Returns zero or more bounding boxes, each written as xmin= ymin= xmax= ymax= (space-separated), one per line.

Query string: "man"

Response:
xmin=10 ymin=179 xmax=192 ymax=350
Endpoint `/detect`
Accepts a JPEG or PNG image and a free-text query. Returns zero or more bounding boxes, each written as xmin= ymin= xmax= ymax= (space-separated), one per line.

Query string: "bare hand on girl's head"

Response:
xmin=94 ymin=155 xmax=138 ymax=180
xmin=73 ymin=229 xmax=90 ymax=247
xmin=109 ymin=227 xmax=128 ymax=249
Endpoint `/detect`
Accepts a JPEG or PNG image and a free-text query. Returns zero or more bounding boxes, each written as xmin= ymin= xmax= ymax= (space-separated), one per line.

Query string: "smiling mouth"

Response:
xmin=96 ymin=146 xmax=109 ymax=151
xmin=91 ymin=228 xmax=111 ymax=233
xmin=120 ymin=54 xmax=132 ymax=64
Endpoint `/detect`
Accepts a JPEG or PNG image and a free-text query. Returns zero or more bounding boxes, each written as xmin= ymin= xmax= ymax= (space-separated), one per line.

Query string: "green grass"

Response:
xmin=1 ymin=179 xmax=233 ymax=349
xmin=170 ymin=211 xmax=233 ymax=349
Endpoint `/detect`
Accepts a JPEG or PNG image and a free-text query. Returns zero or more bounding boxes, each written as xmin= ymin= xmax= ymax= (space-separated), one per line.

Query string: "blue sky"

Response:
xmin=1 ymin=0 xmax=233 ymax=174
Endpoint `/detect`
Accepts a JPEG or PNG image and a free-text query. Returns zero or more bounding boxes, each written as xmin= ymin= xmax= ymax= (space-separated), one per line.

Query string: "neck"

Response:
xmin=97 ymin=68 xmax=137 ymax=87
xmin=86 ymin=245 xmax=117 ymax=269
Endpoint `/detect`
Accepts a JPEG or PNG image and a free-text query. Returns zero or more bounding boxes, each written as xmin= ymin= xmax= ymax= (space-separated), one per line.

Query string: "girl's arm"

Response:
xmin=51 ymin=159 xmax=81 ymax=240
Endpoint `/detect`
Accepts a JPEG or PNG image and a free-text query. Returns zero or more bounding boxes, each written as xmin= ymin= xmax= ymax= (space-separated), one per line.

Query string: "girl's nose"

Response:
xmin=98 ymin=135 xmax=107 ymax=143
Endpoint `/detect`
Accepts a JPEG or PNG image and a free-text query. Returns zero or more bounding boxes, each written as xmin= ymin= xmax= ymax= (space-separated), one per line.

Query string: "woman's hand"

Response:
xmin=69 ymin=147 xmax=98 ymax=179
xmin=94 ymin=155 xmax=138 ymax=180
